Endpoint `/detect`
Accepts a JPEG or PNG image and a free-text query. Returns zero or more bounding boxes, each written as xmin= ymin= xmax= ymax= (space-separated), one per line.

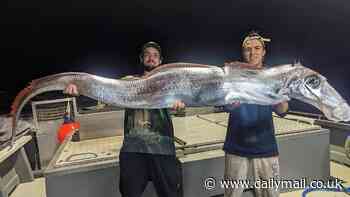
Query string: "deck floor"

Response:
xmin=50 ymin=113 xmax=320 ymax=168
xmin=10 ymin=161 xmax=350 ymax=197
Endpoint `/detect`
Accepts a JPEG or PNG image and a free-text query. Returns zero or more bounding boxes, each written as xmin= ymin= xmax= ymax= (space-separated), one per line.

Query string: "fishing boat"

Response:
xmin=1 ymin=95 xmax=350 ymax=197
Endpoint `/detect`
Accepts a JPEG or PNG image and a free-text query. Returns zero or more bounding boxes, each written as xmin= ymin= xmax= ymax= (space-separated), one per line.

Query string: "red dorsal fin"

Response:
xmin=10 ymin=80 xmax=38 ymax=116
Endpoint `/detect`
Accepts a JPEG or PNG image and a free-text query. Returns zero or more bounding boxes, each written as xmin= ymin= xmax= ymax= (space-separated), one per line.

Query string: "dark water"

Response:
xmin=0 ymin=92 xmax=13 ymax=115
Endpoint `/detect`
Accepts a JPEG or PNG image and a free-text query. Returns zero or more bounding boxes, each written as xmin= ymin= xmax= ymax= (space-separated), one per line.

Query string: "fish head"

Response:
xmin=287 ymin=63 xmax=350 ymax=122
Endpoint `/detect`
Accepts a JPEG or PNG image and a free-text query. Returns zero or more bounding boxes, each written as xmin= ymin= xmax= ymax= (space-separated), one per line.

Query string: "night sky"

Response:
xmin=1 ymin=0 xmax=350 ymax=114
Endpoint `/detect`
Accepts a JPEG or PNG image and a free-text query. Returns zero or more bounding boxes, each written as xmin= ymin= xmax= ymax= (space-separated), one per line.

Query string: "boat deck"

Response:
xmin=10 ymin=161 xmax=350 ymax=197
xmin=6 ymin=111 xmax=350 ymax=197
xmin=48 ymin=112 xmax=320 ymax=168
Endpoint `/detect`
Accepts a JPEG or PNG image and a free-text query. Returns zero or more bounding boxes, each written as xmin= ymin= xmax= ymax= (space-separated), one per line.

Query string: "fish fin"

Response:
xmin=10 ymin=80 xmax=37 ymax=117
xmin=143 ymin=63 xmax=217 ymax=78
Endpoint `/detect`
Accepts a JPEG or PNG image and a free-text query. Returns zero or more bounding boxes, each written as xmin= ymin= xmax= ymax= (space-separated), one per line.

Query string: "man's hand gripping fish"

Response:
xmin=10 ymin=62 xmax=350 ymax=145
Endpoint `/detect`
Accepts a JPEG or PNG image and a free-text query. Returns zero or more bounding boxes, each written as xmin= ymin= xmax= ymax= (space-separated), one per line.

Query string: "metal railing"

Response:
xmin=31 ymin=97 xmax=78 ymax=129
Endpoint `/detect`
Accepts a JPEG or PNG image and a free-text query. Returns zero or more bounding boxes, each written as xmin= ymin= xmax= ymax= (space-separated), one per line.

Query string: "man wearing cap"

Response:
xmin=64 ymin=41 xmax=184 ymax=197
xmin=223 ymin=32 xmax=288 ymax=197
xmin=119 ymin=42 xmax=184 ymax=197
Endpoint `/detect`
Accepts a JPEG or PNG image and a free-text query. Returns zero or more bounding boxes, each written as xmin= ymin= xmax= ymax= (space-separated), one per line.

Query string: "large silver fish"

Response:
xmin=9 ymin=62 xmax=350 ymax=145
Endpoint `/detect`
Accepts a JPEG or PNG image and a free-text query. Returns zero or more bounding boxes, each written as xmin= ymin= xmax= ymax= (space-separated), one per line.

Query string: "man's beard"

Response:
xmin=144 ymin=65 xmax=155 ymax=72
xmin=144 ymin=61 xmax=159 ymax=71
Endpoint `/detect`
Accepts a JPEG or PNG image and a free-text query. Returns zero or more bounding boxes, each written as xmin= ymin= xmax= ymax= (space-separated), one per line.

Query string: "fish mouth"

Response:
xmin=330 ymin=102 xmax=350 ymax=122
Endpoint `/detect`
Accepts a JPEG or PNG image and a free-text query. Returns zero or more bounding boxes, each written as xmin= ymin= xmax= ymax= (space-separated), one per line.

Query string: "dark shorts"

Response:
xmin=119 ymin=152 xmax=182 ymax=197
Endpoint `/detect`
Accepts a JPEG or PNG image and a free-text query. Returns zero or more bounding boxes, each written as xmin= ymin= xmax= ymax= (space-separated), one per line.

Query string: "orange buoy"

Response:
xmin=57 ymin=122 xmax=80 ymax=143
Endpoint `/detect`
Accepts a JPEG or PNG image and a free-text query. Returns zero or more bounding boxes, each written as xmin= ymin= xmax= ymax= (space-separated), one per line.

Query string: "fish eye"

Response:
xmin=305 ymin=74 xmax=321 ymax=89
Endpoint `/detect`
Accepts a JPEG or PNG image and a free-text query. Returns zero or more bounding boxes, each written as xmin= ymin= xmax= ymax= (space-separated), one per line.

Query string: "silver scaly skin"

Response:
xmin=9 ymin=62 xmax=350 ymax=146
